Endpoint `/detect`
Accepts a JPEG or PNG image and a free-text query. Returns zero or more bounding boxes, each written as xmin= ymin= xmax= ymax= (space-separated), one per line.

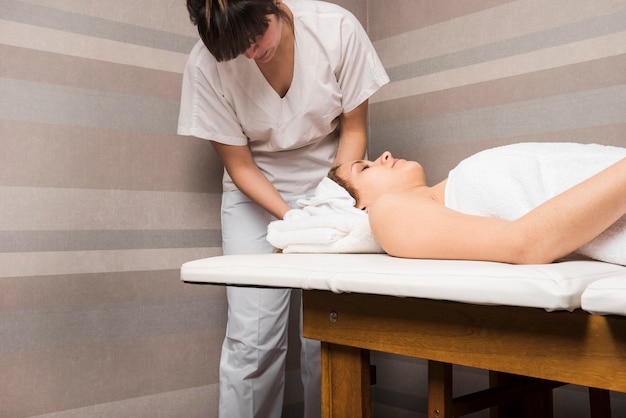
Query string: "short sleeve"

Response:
xmin=335 ymin=10 xmax=389 ymax=113
xmin=177 ymin=41 xmax=248 ymax=145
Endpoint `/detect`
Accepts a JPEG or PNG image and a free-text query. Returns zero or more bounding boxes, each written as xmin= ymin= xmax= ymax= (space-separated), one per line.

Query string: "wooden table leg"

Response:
xmin=428 ymin=361 xmax=453 ymax=418
xmin=489 ymin=371 xmax=553 ymax=418
xmin=589 ymin=388 xmax=611 ymax=418
xmin=321 ymin=342 xmax=371 ymax=418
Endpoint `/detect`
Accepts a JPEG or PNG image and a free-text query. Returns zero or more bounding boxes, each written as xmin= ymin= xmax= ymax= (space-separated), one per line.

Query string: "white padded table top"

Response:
xmin=181 ymin=254 xmax=626 ymax=312
xmin=582 ymin=277 xmax=626 ymax=316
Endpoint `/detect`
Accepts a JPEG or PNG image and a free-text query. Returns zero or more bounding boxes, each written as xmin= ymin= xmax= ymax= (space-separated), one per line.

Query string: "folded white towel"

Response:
xmin=445 ymin=142 xmax=626 ymax=265
xmin=267 ymin=178 xmax=384 ymax=253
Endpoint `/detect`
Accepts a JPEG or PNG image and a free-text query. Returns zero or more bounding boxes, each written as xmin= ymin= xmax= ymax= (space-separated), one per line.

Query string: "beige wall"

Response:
xmin=2 ymin=0 xmax=626 ymax=417
xmin=368 ymin=0 xmax=626 ymax=183
xmin=1 ymin=0 xmax=225 ymax=416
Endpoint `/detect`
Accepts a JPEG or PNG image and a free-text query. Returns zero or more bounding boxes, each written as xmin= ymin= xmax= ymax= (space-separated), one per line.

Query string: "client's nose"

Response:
xmin=377 ymin=151 xmax=393 ymax=164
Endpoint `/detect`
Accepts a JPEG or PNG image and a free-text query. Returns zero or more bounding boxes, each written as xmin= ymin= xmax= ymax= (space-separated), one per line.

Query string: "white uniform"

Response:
xmin=178 ymin=0 xmax=389 ymax=417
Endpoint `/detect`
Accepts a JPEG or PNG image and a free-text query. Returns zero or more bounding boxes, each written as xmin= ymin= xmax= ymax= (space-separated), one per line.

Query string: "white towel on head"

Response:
xmin=267 ymin=177 xmax=384 ymax=253
xmin=445 ymin=142 xmax=626 ymax=265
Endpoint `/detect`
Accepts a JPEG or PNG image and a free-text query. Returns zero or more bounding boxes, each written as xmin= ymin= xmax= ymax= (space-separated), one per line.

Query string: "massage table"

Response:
xmin=181 ymin=253 xmax=626 ymax=417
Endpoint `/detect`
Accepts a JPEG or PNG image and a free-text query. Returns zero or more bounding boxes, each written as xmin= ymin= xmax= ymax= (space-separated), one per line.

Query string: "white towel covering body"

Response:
xmin=445 ymin=142 xmax=626 ymax=265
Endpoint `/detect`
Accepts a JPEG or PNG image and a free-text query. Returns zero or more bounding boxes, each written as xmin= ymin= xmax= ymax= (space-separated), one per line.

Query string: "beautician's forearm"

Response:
xmin=211 ymin=142 xmax=292 ymax=220
xmin=333 ymin=101 xmax=369 ymax=166
xmin=334 ymin=132 xmax=366 ymax=167
xmin=230 ymin=166 xmax=292 ymax=219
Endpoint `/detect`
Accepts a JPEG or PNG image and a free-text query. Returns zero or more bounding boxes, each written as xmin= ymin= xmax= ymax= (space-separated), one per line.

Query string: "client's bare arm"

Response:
xmin=370 ymin=158 xmax=626 ymax=264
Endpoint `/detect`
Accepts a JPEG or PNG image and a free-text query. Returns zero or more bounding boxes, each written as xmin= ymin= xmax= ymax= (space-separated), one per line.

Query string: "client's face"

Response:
xmin=336 ymin=151 xmax=427 ymax=210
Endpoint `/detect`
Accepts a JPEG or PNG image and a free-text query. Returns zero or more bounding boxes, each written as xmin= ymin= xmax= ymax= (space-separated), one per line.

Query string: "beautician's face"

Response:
xmin=243 ymin=14 xmax=282 ymax=63
xmin=337 ymin=151 xmax=427 ymax=210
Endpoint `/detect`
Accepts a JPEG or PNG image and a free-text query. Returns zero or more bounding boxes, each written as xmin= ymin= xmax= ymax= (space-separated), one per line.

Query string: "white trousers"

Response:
xmin=219 ymin=190 xmax=321 ymax=418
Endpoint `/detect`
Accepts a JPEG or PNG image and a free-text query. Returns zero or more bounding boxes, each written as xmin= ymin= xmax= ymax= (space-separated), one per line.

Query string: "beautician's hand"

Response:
xmin=283 ymin=208 xmax=311 ymax=221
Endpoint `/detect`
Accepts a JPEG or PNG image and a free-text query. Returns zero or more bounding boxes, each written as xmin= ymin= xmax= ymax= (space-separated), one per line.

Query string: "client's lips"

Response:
xmin=392 ymin=159 xmax=399 ymax=167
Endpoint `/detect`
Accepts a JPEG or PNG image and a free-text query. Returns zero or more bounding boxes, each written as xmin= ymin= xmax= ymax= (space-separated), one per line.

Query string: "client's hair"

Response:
xmin=328 ymin=166 xmax=360 ymax=202
xmin=186 ymin=0 xmax=292 ymax=62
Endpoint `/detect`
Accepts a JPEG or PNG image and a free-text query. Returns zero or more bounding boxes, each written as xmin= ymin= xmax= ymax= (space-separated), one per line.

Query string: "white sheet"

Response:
xmin=181 ymin=254 xmax=626 ymax=312
xmin=581 ymin=277 xmax=626 ymax=316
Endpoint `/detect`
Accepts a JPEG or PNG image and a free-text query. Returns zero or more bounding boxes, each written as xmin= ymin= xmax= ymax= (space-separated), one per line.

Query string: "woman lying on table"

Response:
xmin=328 ymin=142 xmax=626 ymax=265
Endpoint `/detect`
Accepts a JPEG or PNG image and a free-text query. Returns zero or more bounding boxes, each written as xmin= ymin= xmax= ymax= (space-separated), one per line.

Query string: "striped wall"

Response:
xmin=4 ymin=0 xmax=626 ymax=417
xmin=0 ymin=0 xmax=227 ymax=417
xmin=366 ymin=0 xmax=626 ymax=417
xmin=368 ymin=0 xmax=626 ymax=184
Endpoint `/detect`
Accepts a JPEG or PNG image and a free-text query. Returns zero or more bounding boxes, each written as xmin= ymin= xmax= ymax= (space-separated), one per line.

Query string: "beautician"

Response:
xmin=177 ymin=0 xmax=388 ymax=417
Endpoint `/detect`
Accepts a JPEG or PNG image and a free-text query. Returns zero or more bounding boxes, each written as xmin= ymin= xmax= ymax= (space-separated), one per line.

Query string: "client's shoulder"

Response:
xmin=368 ymin=191 xmax=439 ymax=233
xmin=370 ymin=190 xmax=436 ymax=214
xmin=368 ymin=191 xmax=445 ymax=258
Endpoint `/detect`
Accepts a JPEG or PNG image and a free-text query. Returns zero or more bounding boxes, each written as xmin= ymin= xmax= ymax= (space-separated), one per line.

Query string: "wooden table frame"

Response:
xmin=302 ymin=290 xmax=626 ymax=418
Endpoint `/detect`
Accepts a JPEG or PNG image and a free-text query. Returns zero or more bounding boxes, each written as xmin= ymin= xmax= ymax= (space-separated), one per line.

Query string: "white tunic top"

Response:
xmin=178 ymin=0 xmax=389 ymax=194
